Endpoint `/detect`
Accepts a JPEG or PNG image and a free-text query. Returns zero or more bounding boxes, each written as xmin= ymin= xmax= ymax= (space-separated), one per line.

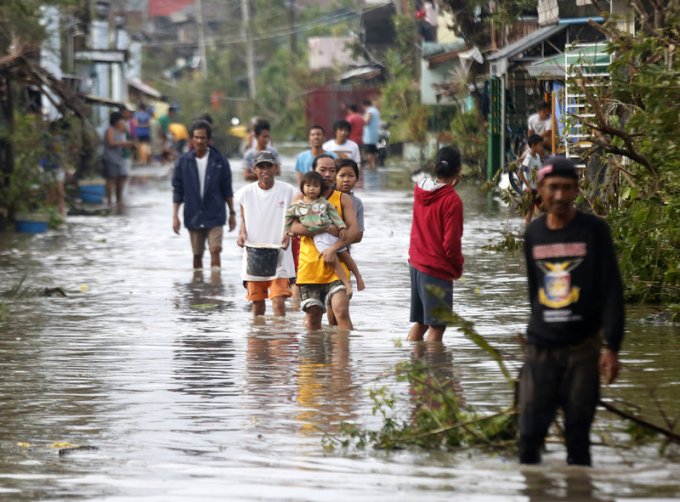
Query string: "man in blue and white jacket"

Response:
xmin=172 ymin=120 xmax=236 ymax=270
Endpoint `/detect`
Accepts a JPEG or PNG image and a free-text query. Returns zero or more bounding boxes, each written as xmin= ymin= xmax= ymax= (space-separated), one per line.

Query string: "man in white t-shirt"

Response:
xmin=322 ymin=119 xmax=361 ymax=165
xmin=527 ymin=102 xmax=552 ymax=151
xmin=235 ymin=151 xmax=297 ymax=317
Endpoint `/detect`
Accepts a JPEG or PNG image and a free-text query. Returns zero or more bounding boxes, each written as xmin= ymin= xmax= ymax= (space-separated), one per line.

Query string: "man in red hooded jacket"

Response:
xmin=407 ymin=146 xmax=464 ymax=342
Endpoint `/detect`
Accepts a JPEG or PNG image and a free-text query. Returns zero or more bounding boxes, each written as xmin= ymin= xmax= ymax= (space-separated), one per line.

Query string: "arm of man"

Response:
xmin=220 ymin=156 xmax=237 ymax=231
xmin=171 ymin=159 xmax=183 ymax=234
xmin=236 ymin=204 xmax=247 ymax=247
xmin=598 ymin=222 xmax=625 ymax=384
xmin=524 ymin=228 xmax=538 ymax=307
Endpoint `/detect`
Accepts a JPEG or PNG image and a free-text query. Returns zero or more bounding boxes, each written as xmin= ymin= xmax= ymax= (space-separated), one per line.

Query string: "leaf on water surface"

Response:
xmin=59 ymin=445 xmax=99 ymax=456
xmin=190 ymin=303 xmax=219 ymax=310
xmin=50 ymin=442 xmax=76 ymax=448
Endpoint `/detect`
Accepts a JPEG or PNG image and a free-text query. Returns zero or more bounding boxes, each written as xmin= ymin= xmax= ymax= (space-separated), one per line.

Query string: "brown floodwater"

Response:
xmin=0 ymin=156 xmax=678 ymax=501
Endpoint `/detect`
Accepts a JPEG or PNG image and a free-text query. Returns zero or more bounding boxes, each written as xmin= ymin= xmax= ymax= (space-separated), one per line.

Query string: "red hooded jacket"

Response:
xmin=408 ymin=178 xmax=464 ymax=281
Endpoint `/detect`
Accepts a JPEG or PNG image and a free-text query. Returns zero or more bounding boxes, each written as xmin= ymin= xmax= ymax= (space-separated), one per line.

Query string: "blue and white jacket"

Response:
xmin=172 ymin=146 xmax=233 ymax=229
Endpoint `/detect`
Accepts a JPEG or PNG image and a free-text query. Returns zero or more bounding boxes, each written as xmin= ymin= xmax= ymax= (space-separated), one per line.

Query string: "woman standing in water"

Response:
xmin=102 ymin=111 xmax=134 ymax=207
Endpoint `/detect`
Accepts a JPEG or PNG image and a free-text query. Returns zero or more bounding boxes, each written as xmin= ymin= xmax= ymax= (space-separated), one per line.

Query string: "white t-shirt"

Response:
xmin=528 ymin=113 xmax=551 ymax=136
xmin=521 ymin=151 xmax=542 ymax=189
xmin=322 ymin=139 xmax=361 ymax=165
xmin=234 ymin=180 xmax=297 ymax=281
xmin=195 ymin=153 xmax=209 ymax=198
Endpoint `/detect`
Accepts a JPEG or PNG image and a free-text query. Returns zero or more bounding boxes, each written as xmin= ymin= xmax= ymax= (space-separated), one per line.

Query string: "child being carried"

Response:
xmin=283 ymin=171 xmax=365 ymax=295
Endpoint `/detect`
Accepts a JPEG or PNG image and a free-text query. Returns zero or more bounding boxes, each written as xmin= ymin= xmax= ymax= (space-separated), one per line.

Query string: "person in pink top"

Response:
xmin=407 ymin=146 xmax=464 ymax=342
xmin=345 ymin=103 xmax=365 ymax=148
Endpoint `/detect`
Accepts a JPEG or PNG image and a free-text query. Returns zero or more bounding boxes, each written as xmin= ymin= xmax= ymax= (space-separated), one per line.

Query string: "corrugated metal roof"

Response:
xmin=486 ymin=24 xmax=567 ymax=62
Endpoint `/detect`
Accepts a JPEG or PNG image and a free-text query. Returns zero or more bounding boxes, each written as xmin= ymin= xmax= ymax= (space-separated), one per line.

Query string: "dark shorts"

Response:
xmin=298 ymin=280 xmax=345 ymax=313
xmin=101 ymin=158 xmax=130 ymax=179
xmin=364 ymin=143 xmax=378 ymax=154
xmin=409 ymin=265 xmax=453 ymax=327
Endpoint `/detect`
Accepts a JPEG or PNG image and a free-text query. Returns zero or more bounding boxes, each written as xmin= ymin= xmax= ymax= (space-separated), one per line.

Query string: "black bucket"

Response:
xmin=245 ymin=244 xmax=281 ymax=277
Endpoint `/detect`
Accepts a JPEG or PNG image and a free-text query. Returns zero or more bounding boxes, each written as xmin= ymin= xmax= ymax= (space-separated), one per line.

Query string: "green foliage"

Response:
xmin=0 ymin=114 xmax=49 ymax=217
xmin=450 ymin=109 xmax=486 ymax=178
xmin=323 ymin=309 xmax=518 ymax=452
xmin=0 ymin=0 xmax=80 ymax=51
xmin=380 ymin=14 xmax=426 ymax=145
xmin=322 ymin=360 xmax=517 ymax=452
xmin=482 ymin=232 xmax=524 ymax=253
xmin=572 ymin=2 xmax=680 ymax=303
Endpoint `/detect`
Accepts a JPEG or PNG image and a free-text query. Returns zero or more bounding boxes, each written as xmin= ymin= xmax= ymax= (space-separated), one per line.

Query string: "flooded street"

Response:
xmin=1 ymin=156 xmax=679 ymax=501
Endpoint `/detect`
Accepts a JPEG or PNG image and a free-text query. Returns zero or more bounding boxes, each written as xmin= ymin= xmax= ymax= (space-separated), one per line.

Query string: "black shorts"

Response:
xmin=364 ymin=144 xmax=378 ymax=154
xmin=409 ymin=265 xmax=453 ymax=327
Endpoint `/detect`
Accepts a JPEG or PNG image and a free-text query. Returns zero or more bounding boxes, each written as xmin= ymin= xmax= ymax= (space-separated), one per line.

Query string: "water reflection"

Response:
xmin=521 ymin=469 xmax=600 ymax=501
xmin=173 ymin=270 xmax=235 ymax=322
xmin=296 ymin=330 xmax=356 ymax=434
xmin=173 ymin=332 xmax=236 ymax=399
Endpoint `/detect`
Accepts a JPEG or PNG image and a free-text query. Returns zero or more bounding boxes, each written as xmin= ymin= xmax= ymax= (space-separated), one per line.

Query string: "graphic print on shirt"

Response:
xmin=536 ymin=259 xmax=582 ymax=308
xmin=532 ymin=242 xmax=587 ymax=310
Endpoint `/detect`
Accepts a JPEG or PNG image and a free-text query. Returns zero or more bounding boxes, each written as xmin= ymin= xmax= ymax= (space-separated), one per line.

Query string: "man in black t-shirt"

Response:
xmin=519 ymin=157 xmax=625 ymax=466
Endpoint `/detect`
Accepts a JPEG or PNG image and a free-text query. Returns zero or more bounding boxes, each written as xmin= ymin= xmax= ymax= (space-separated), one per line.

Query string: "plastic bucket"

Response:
xmin=245 ymin=244 xmax=281 ymax=277
xmin=15 ymin=212 xmax=50 ymax=234
xmin=79 ymin=182 xmax=106 ymax=204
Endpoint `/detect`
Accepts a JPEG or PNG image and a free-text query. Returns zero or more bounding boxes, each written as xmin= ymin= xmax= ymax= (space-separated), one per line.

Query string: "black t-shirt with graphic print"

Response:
xmin=524 ymin=211 xmax=625 ymax=352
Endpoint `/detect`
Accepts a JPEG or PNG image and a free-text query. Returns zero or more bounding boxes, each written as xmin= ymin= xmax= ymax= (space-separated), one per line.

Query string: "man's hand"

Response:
xmin=228 ymin=213 xmax=237 ymax=232
xmin=237 ymin=230 xmax=246 ymax=248
xmin=281 ymin=234 xmax=290 ymax=250
xmin=599 ymin=348 xmax=620 ymax=385
xmin=321 ymin=248 xmax=337 ymax=266
xmin=172 ymin=215 xmax=181 ymax=235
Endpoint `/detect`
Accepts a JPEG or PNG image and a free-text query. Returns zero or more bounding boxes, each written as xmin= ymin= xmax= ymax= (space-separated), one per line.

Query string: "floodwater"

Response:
xmin=1 ymin=155 xmax=679 ymax=501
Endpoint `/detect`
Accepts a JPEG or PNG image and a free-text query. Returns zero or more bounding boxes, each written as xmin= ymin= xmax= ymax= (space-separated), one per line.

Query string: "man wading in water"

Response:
xmin=172 ymin=120 xmax=236 ymax=270
xmin=519 ymin=156 xmax=624 ymax=466
xmin=235 ymin=152 xmax=297 ymax=317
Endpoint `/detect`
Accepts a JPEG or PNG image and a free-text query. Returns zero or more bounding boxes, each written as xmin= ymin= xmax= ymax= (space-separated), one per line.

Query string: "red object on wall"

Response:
xmin=148 ymin=0 xmax=193 ymax=17
xmin=305 ymin=85 xmax=379 ymax=138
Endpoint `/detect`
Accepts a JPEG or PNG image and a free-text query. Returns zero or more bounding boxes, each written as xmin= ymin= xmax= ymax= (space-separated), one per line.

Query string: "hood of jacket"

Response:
xmin=415 ymin=177 xmax=452 ymax=206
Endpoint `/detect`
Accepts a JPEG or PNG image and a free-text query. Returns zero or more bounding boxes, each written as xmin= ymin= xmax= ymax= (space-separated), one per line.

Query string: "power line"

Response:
xmin=140 ymin=6 xmax=378 ymax=49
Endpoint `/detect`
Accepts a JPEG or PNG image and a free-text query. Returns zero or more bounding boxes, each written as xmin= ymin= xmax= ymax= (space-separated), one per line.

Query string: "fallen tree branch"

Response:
xmin=599 ymin=399 xmax=680 ymax=443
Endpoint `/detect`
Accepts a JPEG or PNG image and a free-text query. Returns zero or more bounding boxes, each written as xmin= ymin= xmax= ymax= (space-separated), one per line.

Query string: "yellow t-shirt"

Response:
xmin=296 ymin=190 xmax=350 ymax=284
xmin=168 ymin=122 xmax=189 ymax=141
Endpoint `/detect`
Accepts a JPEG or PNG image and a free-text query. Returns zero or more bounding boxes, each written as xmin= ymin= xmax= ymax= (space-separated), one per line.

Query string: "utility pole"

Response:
xmin=241 ymin=0 xmax=256 ymax=99
xmin=195 ymin=0 xmax=208 ymax=79
xmin=288 ymin=0 xmax=297 ymax=58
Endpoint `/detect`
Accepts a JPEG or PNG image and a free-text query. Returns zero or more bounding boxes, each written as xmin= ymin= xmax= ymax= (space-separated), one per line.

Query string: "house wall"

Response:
xmin=420 ymin=59 xmax=457 ymax=105
xmin=305 ymin=85 xmax=379 ymax=136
